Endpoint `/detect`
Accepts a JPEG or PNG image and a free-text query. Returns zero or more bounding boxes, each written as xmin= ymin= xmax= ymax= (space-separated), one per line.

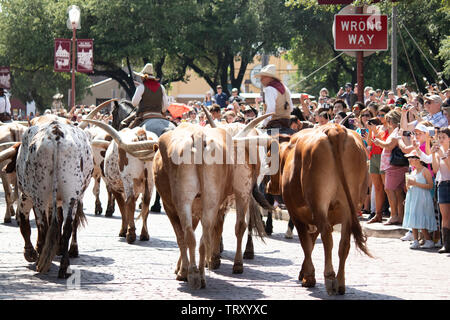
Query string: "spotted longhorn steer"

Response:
xmin=84 ymin=126 xmax=116 ymax=216
xmin=0 ymin=122 xmax=27 ymax=223
xmin=82 ymin=119 xmax=158 ymax=244
xmin=153 ymin=114 xmax=272 ymax=289
xmin=0 ymin=115 xmax=94 ymax=278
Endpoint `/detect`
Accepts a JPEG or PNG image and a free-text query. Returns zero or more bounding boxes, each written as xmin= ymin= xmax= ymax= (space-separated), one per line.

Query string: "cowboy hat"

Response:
xmin=254 ymin=64 xmax=280 ymax=81
xmin=133 ymin=63 xmax=158 ymax=79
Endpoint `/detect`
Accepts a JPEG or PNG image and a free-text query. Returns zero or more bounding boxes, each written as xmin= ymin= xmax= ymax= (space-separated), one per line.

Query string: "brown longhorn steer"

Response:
xmin=267 ymin=123 xmax=372 ymax=295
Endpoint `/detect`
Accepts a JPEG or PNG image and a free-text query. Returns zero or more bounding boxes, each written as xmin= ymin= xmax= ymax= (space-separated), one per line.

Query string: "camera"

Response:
xmin=429 ymin=128 xmax=436 ymax=137
xmin=402 ymin=131 xmax=412 ymax=137
xmin=348 ymin=118 xmax=355 ymax=125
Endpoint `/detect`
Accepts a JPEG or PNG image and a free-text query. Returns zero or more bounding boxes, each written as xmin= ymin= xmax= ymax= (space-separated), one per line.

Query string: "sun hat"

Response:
xmin=133 ymin=63 xmax=158 ymax=80
xmin=404 ymin=149 xmax=431 ymax=164
xmin=423 ymin=94 xmax=443 ymax=105
xmin=254 ymin=64 xmax=280 ymax=81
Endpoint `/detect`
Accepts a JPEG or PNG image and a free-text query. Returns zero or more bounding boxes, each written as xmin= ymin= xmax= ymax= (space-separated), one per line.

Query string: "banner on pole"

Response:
xmin=77 ymin=39 xmax=94 ymax=73
xmin=0 ymin=66 xmax=11 ymax=89
xmin=54 ymin=38 xmax=71 ymax=72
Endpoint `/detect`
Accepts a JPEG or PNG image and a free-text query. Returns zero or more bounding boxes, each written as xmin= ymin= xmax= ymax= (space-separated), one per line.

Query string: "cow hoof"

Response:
xmin=140 ymin=233 xmax=149 ymax=241
xmin=68 ymin=245 xmax=79 ymax=258
xmin=232 ymin=262 xmax=244 ymax=274
xmin=338 ymin=285 xmax=346 ymax=295
xmin=94 ymin=205 xmax=102 ymax=215
xmin=325 ymin=278 xmax=339 ymax=296
xmin=187 ymin=266 xmax=202 ymax=290
xmin=301 ymin=276 xmax=316 ymax=288
xmin=105 ymin=209 xmax=114 ymax=217
xmin=119 ymin=230 xmax=127 ymax=238
xmin=126 ymin=233 xmax=136 ymax=244
xmin=3 ymin=216 xmax=11 ymax=224
xmin=243 ymin=251 xmax=254 ymax=260
xmin=209 ymin=255 xmax=221 ymax=270
xmin=58 ymin=269 xmax=71 ymax=279
xmin=24 ymin=247 xmax=38 ymax=262
xmin=176 ymin=269 xmax=188 ymax=282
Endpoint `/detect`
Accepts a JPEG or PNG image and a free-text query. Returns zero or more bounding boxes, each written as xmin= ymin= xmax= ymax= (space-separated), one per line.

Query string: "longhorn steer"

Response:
xmin=84 ymin=126 xmax=116 ymax=216
xmin=153 ymin=114 xmax=273 ymax=289
xmin=0 ymin=115 xmax=94 ymax=278
xmin=0 ymin=122 xmax=27 ymax=223
xmin=82 ymin=119 xmax=158 ymax=244
xmin=266 ymin=123 xmax=372 ymax=295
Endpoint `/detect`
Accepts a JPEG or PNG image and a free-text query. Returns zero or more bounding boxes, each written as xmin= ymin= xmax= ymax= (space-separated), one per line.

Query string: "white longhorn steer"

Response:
xmin=0 ymin=115 xmax=94 ymax=278
xmin=82 ymin=119 xmax=158 ymax=244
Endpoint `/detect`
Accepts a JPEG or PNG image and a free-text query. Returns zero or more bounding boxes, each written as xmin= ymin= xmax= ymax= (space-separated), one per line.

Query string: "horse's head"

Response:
xmin=111 ymin=99 xmax=135 ymax=130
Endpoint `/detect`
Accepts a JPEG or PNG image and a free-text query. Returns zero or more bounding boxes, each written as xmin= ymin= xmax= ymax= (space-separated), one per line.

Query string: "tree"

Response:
xmin=0 ymin=0 xmax=92 ymax=111
xmin=286 ymin=0 xmax=450 ymax=96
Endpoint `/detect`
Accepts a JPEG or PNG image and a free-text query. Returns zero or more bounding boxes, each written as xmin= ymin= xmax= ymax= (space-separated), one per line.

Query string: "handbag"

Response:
xmin=390 ymin=146 xmax=409 ymax=167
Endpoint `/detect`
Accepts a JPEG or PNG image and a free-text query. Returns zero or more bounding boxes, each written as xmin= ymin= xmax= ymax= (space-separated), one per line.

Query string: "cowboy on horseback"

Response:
xmin=254 ymin=64 xmax=294 ymax=134
xmin=120 ymin=63 xmax=169 ymax=129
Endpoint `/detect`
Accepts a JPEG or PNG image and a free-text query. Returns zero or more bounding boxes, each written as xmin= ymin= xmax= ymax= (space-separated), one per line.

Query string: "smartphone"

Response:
xmin=348 ymin=118 xmax=355 ymax=125
xmin=429 ymin=129 xmax=435 ymax=137
xmin=403 ymin=131 xmax=412 ymax=137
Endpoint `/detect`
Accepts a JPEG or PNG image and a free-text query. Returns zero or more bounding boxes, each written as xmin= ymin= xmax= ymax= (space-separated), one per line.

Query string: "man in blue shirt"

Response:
xmin=214 ymin=85 xmax=228 ymax=109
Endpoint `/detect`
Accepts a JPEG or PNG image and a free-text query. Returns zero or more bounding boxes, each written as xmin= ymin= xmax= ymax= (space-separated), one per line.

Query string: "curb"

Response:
xmin=266 ymin=209 xmax=408 ymax=239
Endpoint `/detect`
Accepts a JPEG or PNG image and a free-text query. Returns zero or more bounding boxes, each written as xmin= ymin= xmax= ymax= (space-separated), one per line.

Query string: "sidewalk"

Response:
xmin=269 ymin=209 xmax=409 ymax=239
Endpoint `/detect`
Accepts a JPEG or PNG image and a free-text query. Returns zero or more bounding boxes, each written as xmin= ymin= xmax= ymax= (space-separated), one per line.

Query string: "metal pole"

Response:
xmin=356 ymin=6 xmax=364 ymax=103
xmin=71 ymin=26 xmax=76 ymax=108
xmin=391 ymin=5 xmax=398 ymax=92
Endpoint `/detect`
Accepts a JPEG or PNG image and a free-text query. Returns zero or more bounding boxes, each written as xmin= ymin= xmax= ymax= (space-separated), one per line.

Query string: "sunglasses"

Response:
xmin=377 ymin=114 xmax=385 ymax=117
xmin=424 ymin=101 xmax=432 ymax=105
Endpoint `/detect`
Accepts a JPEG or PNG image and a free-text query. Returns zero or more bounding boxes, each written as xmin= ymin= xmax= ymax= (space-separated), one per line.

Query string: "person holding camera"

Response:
xmin=0 ymin=87 xmax=12 ymax=122
xmin=371 ymin=110 xmax=407 ymax=225
xmin=337 ymin=83 xmax=357 ymax=109
xmin=431 ymin=126 xmax=450 ymax=253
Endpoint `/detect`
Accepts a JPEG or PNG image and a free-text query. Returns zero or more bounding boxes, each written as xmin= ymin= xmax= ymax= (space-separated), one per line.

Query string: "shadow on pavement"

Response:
xmin=219 ymin=249 xmax=294 ymax=267
xmin=177 ymin=271 xmax=266 ymax=299
xmin=304 ymin=283 xmax=403 ymax=300
xmin=117 ymin=236 xmax=179 ymax=249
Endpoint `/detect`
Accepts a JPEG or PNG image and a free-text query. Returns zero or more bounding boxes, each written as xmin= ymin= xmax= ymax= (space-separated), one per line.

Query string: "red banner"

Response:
xmin=77 ymin=39 xmax=94 ymax=73
xmin=54 ymin=38 xmax=71 ymax=72
xmin=334 ymin=14 xmax=388 ymax=51
xmin=0 ymin=66 xmax=11 ymax=89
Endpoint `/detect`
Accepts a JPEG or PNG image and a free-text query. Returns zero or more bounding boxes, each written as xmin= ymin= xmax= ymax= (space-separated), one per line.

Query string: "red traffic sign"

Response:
xmin=334 ymin=14 xmax=388 ymax=51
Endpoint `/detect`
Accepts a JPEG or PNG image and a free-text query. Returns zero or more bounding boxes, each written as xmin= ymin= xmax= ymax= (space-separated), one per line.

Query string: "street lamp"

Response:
xmin=67 ymin=5 xmax=81 ymax=108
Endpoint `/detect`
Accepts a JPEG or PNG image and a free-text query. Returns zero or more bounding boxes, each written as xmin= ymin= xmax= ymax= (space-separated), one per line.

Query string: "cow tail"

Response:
xmin=36 ymin=138 xmax=61 ymax=273
xmin=248 ymin=195 xmax=267 ymax=242
xmin=327 ymin=128 xmax=372 ymax=258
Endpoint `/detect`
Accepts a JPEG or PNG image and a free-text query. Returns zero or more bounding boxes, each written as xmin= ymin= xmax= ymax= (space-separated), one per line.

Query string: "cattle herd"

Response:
xmin=0 ymin=100 xmax=371 ymax=296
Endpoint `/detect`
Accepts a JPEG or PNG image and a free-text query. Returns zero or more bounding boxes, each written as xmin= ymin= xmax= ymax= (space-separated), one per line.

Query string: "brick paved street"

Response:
xmin=0 ymin=181 xmax=449 ymax=300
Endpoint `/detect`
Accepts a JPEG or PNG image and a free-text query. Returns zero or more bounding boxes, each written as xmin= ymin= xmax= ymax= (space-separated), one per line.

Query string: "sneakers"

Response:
xmin=400 ymin=231 xmax=414 ymax=241
xmin=420 ymin=240 xmax=435 ymax=249
xmin=410 ymin=240 xmax=420 ymax=249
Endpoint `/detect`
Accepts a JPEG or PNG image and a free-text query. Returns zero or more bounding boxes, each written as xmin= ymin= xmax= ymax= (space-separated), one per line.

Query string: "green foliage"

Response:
xmin=0 ymin=0 xmax=92 ymax=111
xmin=286 ymin=0 xmax=450 ymax=96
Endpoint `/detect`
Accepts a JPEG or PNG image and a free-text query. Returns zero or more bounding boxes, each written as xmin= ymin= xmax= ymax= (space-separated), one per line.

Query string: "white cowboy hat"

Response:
xmin=254 ymin=64 xmax=280 ymax=81
xmin=133 ymin=63 xmax=158 ymax=79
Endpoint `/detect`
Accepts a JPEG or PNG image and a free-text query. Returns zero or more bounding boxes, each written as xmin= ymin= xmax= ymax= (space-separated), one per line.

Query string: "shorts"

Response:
xmin=369 ymin=154 xmax=384 ymax=175
xmin=438 ymin=181 xmax=450 ymax=204
xmin=384 ymin=165 xmax=409 ymax=191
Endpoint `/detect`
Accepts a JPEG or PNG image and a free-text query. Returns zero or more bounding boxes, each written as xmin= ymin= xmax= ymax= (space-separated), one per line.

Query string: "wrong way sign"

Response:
xmin=334 ymin=14 xmax=388 ymax=51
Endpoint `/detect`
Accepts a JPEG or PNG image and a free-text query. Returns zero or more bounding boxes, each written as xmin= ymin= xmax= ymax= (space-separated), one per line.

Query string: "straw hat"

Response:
xmin=133 ymin=63 xmax=158 ymax=80
xmin=254 ymin=64 xmax=280 ymax=81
